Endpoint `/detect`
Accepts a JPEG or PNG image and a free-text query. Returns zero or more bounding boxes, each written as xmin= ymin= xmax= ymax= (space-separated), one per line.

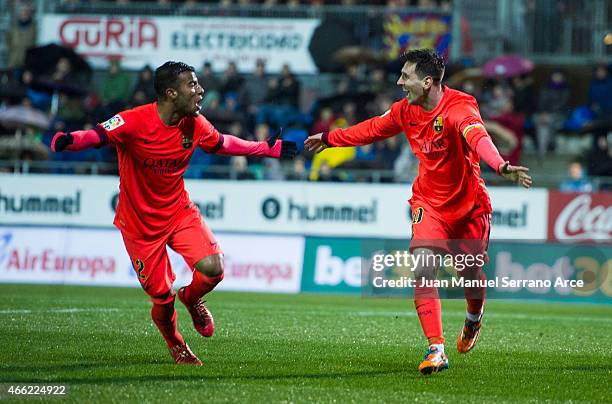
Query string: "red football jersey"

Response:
xmin=328 ymin=86 xmax=492 ymax=222
xmin=97 ymin=103 xmax=222 ymax=238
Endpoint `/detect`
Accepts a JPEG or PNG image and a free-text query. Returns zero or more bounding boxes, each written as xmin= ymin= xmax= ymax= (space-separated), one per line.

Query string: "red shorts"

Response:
xmin=410 ymin=205 xmax=491 ymax=258
xmin=121 ymin=204 xmax=222 ymax=299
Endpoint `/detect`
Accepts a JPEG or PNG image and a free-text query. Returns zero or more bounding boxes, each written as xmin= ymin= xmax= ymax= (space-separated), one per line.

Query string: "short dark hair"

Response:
xmin=154 ymin=61 xmax=195 ymax=98
xmin=400 ymin=48 xmax=445 ymax=82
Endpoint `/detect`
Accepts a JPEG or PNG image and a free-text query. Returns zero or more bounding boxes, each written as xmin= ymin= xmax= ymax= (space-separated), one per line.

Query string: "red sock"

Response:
xmin=463 ymin=268 xmax=486 ymax=317
xmin=151 ymin=299 xmax=185 ymax=348
xmin=183 ymin=271 xmax=224 ymax=305
xmin=414 ymin=286 xmax=444 ymax=345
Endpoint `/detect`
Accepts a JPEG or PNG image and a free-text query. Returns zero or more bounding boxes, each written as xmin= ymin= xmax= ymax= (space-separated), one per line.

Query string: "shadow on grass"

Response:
xmin=0 ymin=363 xmax=421 ymax=384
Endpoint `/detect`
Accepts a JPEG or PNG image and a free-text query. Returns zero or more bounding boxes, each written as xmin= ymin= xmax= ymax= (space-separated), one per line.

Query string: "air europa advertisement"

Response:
xmin=0 ymin=227 xmax=303 ymax=293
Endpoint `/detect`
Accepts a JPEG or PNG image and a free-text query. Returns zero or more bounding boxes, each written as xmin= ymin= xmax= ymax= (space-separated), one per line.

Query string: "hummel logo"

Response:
xmin=409 ymin=122 xmax=418 ymax=126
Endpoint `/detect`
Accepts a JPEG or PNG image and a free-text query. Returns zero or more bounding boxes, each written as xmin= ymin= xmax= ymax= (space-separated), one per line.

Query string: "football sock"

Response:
xmin=464 ymin=268 xmax=486 ymax=320
xmin=183 ymin=271 xmax=224 ymax=305
xmin=430 ymin=343 xmax=445 ymax=353
xmin=414 ymin=286 xmax=445 ymax=345
xmin=151 ymin=298 xmax=185 ymax=348
xmin=466 ymin=309 xmax=483 ymax=322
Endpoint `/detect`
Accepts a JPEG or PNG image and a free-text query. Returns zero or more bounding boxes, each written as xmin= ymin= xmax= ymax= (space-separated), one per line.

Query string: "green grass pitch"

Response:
xmin=0 ymin=284 xmax=610 ymax=403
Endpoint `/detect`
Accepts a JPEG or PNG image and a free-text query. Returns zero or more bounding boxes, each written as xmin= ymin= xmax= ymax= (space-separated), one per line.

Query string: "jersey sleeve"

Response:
xmin=96 ymin=112 xmax=132 ymax=146
xmin=196 ymin=115 xmax=223 ymax=153
xmin=326 ymin=100 xmax=404 ymax=147
xmin=452 ymin=97 xmax=489 ymax=150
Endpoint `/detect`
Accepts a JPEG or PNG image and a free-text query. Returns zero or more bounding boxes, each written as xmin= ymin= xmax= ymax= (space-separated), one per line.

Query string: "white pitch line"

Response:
xmin=0 ymin=308 xmax=124 ymax=314
xmin=354 ymin=310 xmax=612 ymax=323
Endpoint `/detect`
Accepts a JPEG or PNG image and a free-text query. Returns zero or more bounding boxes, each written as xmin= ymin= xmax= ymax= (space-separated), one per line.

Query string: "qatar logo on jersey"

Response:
xmin=433 ymin=116 xmax=444 ymax=133
xmin=101 ymin=115 xmax=125 ymax=131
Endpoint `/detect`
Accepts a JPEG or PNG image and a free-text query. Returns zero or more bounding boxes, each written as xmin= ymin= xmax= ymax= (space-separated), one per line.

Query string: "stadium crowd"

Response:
xmin=1 ymin=1 xmax=611 ymax=187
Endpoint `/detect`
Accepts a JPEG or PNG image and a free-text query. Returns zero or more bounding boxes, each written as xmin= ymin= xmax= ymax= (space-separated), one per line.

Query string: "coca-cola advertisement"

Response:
xmin=548 ymin=191 xmax=612 ymax=243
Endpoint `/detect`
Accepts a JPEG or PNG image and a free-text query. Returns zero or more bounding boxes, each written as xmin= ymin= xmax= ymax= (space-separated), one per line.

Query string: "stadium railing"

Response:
xmin=2 ymin=158 xmax=611 ymax=190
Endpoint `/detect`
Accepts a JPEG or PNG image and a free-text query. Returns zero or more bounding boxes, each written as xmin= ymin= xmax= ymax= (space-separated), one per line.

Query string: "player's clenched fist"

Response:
xmin=267 ymin=129 xmax=298 ymax=159
xmin=51 ymin=132 xmax=74 ymax=152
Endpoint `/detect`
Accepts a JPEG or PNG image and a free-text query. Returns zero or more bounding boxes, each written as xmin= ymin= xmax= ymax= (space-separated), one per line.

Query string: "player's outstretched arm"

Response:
xmin=214 ymin=130 xmax=297 ymax=159
xmin=51 ymin=129 xmax=106 ymax=152
xmin=474 ymin=136 xmax=532 ymax=188
xmin=305 ymin=106 xmax=402 ymax=153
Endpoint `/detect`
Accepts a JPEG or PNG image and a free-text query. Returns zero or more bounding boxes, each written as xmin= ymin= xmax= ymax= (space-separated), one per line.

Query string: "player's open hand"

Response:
xmin=499 ymin=161 xmax=532 ymax=188
xmin=267 ymin=128 xmax=297 ymax=159
xmin=304 ymin=132 xmax=328 ymax=153
xmin=51 ymin=132 xmax=74 ymax=152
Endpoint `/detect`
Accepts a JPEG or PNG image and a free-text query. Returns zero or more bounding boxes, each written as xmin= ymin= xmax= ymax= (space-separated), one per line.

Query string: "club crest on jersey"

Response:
xmin=101 ymin=115 xmax=125 ymax=131
xmin=412 ymin=207 xmax=424 ymax=224
xmin=433 ymin=116 xmax=444 ymax=134
xmin=181 ymin=133 xmax=193 ymax=149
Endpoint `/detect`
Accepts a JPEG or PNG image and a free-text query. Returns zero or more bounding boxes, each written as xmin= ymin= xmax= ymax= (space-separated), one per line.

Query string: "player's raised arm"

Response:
xmin=50 ymin=127 xmax=107 ymax=152
xmin=304 ymin=102 xmax=403 ymax=153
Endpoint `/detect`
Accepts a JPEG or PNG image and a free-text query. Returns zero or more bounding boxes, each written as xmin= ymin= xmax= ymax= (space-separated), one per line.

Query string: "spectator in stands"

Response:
xmin=131 ymin=65 xmax=157 ymax=106
xmin=310 ymin=107 xmax=334 ymax=137
xmin=588 ymin=65 xmax=612 ymax=119
xmin=585 ymin=134 xmax=612 ymax=178
xmin=309 ymin=118 xmax=355 ymax=181
xmin=486 ymin=98 xmax=525 ymax=165
xmin=18 ymin=70 xmax=50 ymax=110
xmin=375 ymin=136 xmax=402 ymax=170
xmin=247 ymin=122 xmax=283 ymax=180
xmin=560 ymin=160 xmax=593 ymax=192
xmin=339 ymin=102 xmax=359 ymax=126
xmin=198 ymin=61 xmax=221 ymax=95
xmin=459 ymin=80 xmax=482 ymax=101
xmin=534 ymin=70 xmax=570 ymax=157
xmin=276 ymin=64 xmax=301 ymax=109
xmin=55 ymin=93 xmax=87 ymax=133
xmin=286 ymin=155 xmax=309 ymax=181
xmin=257 ymin=64 xmax=302 ymax=129
xmin=48 ymin=57 xmax=75 ymax=85
xmin=240 ymin=59 xmax=269 ymax=118
xmin=480 ymin=81 xmax=513 ymax=119
xmin=369 ymin=68 xmax=391 ymax=95
xmin=99 ymin=59 xmax=131 ymax=113
xmin=5 ymin=4 xmax=36 ymax=74
xmin=511 ymin=74 xmax=537 ymax=152
xmin=220 ymin=61 xmax=243 ymax=100
xmin=230 ymin=156 xmax=256 ymax=180
xmin=337 ymin=64 xmax=368 ymax=95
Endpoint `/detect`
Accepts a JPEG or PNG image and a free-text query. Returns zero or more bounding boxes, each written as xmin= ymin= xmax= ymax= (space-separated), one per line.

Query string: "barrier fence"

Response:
xmin=0 ymin=174 xmax=609 ymax=302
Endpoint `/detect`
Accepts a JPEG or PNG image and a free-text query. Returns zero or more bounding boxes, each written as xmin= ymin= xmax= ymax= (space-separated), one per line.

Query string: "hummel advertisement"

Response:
xmin=0 ymin=174 xmax=549 ymax=240
xmin=0 ymin=227 xmax=304 ymax=293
